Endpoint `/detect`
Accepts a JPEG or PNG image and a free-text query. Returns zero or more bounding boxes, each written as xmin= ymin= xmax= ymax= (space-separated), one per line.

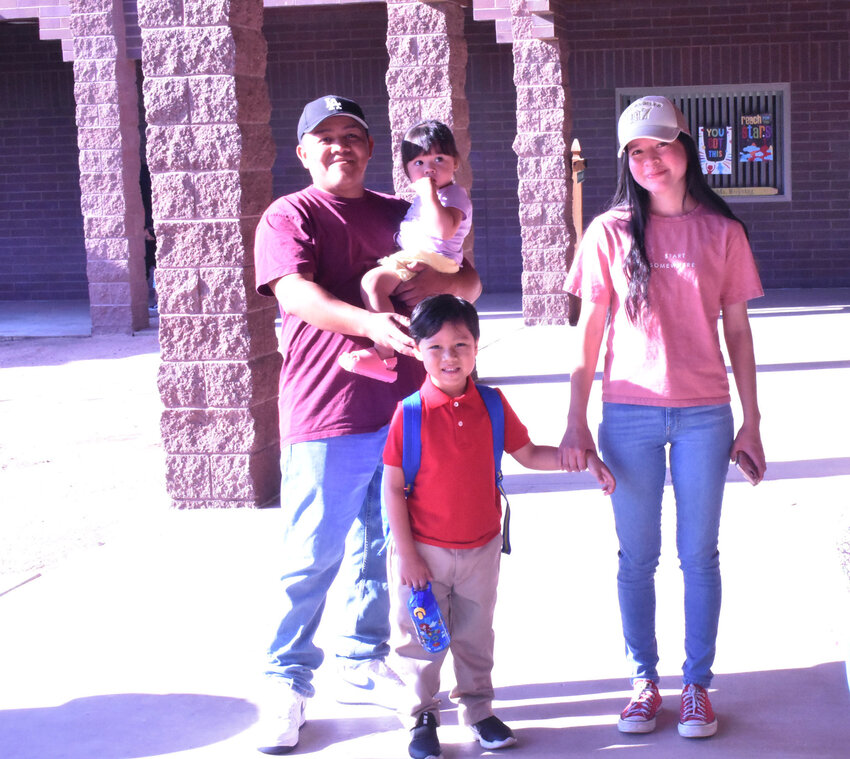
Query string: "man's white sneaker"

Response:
xmin=336 ymin=657 xmax=405 ymax=710
xmin=256 ymin=682 xmax=306 ymax=755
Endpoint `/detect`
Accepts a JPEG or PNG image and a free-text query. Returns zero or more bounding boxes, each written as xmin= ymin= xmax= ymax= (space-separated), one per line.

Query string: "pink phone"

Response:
xmin=735 ymin=451 xmax=759 ymax=486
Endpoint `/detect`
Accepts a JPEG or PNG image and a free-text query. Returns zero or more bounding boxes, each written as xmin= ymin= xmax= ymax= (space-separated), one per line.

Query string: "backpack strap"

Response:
xmin=400 ymin=385 xmax=512 ymax=555
xmin=401 ymin=391 xmax=423 ymax=498
xmin=477 ymin=385 xmax=511 ymax=555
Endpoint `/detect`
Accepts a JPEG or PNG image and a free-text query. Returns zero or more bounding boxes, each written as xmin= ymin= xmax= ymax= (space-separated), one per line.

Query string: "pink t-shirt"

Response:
xmin=566 ymin=204 xmax=763 ymax=407
xmin=255 ymin=185 xmax=424 ymax=446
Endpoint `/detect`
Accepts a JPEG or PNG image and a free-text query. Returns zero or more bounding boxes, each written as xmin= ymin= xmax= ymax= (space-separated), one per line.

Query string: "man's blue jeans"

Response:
xmin=265 ymin=427 xmax=391 ymax=697
xmin=599 ymin=402 xmax=733 ymax=688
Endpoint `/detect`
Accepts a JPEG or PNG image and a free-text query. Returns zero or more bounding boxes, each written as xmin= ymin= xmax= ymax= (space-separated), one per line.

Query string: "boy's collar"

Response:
xmin=421 ymin=375 xmax=476 ymax=406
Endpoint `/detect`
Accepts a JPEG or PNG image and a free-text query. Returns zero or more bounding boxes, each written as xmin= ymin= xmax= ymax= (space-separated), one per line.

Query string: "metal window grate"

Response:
xmin=617 ymin=84 xmax=791 ymax=202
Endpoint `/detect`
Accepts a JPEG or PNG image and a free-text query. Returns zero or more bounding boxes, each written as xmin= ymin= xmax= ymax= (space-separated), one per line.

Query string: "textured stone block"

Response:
xmin=73 ymin=58 xmax=117 ymax=82
xmin=155 ymin=267 xmax=201 ymax=314
xmin=199 ymin=267 xmax=247 ymax=314
xmin=209 ymin=444 xmax=279 ymax=504
xmin=151 ymin=172 xmax=196 ymax=219
xmin=183 ymin=27 xmax=236 ymax=76
xmin=513 ymin=37 xmax=560 ymax=64
xmin=205 ymin=354 xmax=282 ymax=407
xmin=193 ymin=124 xmax=243 ymax=170
xmin=89 ymin=304 xmax=135 ymax=334
xmin=88 ymin=281 xmax=132 ymax=305
xmin=142 ymin=78 xmax=191 ymax=125
xmin=521 ymin=224 xmax=568 ymax=250
xmin=514 ymin=61 xmax=562 ymax=85
xmin=189 ymin=75 xmax=237 ymax=123
xmin=386 ymin=67 xmax=451 ymax=99
xmin=516 ymin=85 xmax=564 ymax=111
xmin=518 ymin=178 xmax=568 ymax=204
xmin=84 ymin=215 xmax=127 ymax=238
xmin=238 ymin=171 xmax=274 ymax=217
xmin=80 ymin=191 xmax=125 ymax=218
xmin=78 ymin=127 xmax=122 ymax=150
xmin=137 ymin=0 xmax=184 ymax=29
xmin=79 ymin=171 xmax=122 ymax=196
xmin=70 ymin=11 xmax=113 ymax=38
xmin=74 ymin=81 xmax=119 ymax=105
xmin=87 ymin=259 xmax=130 ymax=284
xmin=158 ymin=361 xmax=207 ymax=408
xmin=239 ymin=124 xmax=276 ymax=172
xmin=185 ymin=0 xmax=262 ymax=28
xmin=512 ymin=131 xmax=566 ymax=158
xmin=85 ymin=237 xmax=130 ymax=261
xmin=233 ymin=27 xmax=268 ymax=78
xmin=146 ymin=125 xmax=193 ymax=172
xmin=70 ymin=0 xmax=112 ymax=13
xmin=194 ymin=171 xmax=241 ymax=218
xmin=164 ymin=454 xmax=212 ymax=499
xmin=156 ymin=220 xmax=245 ymax=267
xmin=160 ymin=407 xmax=257 ymax=454
xmin=235 ymin=76 xmax=273 ymax=124
xmin=73 ymin=35 xmax=119 ymax=61
xmin=387 ymin=2 xmax=447 ymax=36
xmin=160 ymin=314 xmax=249 ymax=361
xmin=141 ymin=29 xmax=186 ymax=77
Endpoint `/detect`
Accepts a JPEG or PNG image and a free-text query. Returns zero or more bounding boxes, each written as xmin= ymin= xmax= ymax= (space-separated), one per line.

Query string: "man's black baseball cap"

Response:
xmin=297 ymin=95 xmax=370 ymax=142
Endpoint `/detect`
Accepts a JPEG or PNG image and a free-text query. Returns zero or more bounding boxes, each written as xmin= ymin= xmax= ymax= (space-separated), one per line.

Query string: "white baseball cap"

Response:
xmin=617 ymin=96 xmax=690 ymax=156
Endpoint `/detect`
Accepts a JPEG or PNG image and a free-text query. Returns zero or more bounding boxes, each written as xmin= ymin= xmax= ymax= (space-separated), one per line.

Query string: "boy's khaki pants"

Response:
xmin=387 ymin=535 xmax=502 ymax=728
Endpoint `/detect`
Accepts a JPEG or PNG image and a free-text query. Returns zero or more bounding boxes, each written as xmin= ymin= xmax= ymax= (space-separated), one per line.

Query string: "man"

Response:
xmin=253 ymin=95 xmax=482 ymax=754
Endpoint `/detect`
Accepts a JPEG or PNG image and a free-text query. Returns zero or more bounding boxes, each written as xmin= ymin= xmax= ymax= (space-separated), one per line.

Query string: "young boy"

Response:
xmin=382 ymin=294 xmax=615 ymax=759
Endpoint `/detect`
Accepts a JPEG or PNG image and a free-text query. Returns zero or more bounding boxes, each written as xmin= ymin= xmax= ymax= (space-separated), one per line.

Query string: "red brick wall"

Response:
xmin=0 ymin=21 xmax=86 ymax=300
xmin=565 ymin=0 xmax=850 ymax=288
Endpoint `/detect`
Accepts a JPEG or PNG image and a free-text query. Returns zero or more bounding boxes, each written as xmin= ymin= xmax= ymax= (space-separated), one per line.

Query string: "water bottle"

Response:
xmin=408 ymin=582 xmax=450 ymax=653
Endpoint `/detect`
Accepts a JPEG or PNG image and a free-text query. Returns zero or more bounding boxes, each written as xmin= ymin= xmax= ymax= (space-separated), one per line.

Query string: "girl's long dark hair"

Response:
xmin=611 ymin=133 xmax=749 ymax=323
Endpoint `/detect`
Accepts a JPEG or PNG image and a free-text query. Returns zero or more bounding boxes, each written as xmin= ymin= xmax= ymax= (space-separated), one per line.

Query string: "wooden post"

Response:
xmin=568 ymin=138 xmax=585 ymax=325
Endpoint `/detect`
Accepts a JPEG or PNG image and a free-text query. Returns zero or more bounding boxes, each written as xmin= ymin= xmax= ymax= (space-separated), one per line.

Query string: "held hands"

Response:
xmin=558 ymin=424 xmax=615 ymax=495
xmin=585 ymin=451 xmax=616 ymax=495
xmin=559 ymin=423 xmax=597 ymax=472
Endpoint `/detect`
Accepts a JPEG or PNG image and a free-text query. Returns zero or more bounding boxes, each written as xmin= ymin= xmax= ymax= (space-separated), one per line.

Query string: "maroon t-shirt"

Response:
xmin=255 ymin=185 xmax=424 ymax=446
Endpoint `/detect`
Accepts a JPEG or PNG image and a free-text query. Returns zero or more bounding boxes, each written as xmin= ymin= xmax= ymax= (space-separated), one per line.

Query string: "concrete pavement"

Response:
xmin=1 ymin=290 xmax=849 ymax=758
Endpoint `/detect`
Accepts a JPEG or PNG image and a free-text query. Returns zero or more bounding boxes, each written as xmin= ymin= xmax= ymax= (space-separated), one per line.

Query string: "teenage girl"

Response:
xmin=560 ymin=95 xmax=766 ymax=739
xmin=339 ymin=120 xmax=472 ymax=382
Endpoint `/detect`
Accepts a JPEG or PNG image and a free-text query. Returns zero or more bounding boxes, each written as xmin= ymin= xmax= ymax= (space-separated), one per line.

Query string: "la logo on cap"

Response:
xmin=325 ymin=97 xmax=344 ymax=111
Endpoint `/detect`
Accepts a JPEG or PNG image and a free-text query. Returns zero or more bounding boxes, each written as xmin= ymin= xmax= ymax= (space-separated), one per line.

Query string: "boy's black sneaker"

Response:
xmin=409 ymin=711 xmax=441 ymax=759
xmin=470 ymin=715 xmax=517 ymax=749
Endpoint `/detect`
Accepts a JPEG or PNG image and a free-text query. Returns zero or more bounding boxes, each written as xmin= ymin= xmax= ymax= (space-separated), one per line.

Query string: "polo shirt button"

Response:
xmin=458 ymin=421 xmax=463 ymax=427
xmin=453 ymin=401 xmax=459 ymax=407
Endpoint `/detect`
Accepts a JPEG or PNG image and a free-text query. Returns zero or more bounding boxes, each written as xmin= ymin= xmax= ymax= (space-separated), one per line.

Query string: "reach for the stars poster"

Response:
xmin=739 ymin=112 xmax=774 ymax=162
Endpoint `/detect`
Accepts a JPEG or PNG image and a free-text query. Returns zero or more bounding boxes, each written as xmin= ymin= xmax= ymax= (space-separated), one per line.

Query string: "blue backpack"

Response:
xmin=401 ymin=384 xmax=512 ymax=555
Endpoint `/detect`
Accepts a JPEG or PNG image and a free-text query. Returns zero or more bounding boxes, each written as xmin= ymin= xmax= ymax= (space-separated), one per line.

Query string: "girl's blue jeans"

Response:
xmin=599 ymin=402 xmax=733 ymax=688
xmin=265 ymin=427 xmax=391 ymax=697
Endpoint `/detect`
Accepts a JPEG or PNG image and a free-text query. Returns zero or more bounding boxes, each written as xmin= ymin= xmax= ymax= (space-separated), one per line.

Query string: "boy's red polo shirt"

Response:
xmin=383 ymin=377 xmax=530 ymax=549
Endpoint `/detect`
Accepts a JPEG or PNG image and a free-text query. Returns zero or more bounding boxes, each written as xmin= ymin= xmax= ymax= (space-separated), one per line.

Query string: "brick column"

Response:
xmin=510 ymin=0 xmax=575 ymax=324
xmin=70 ymin=0 xmax=149 ymax=333
xmin=138 ymin=0 xmax=280 ymax=508
xmin=385 ymin=0 xmax=473 ymax=258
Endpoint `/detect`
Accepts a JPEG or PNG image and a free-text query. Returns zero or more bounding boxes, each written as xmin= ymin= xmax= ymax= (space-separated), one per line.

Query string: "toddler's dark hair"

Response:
xmin=401 ymin=120 xmax=460 ymax=179
xmin=410 ymin=294 xmax=480 ymax=344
